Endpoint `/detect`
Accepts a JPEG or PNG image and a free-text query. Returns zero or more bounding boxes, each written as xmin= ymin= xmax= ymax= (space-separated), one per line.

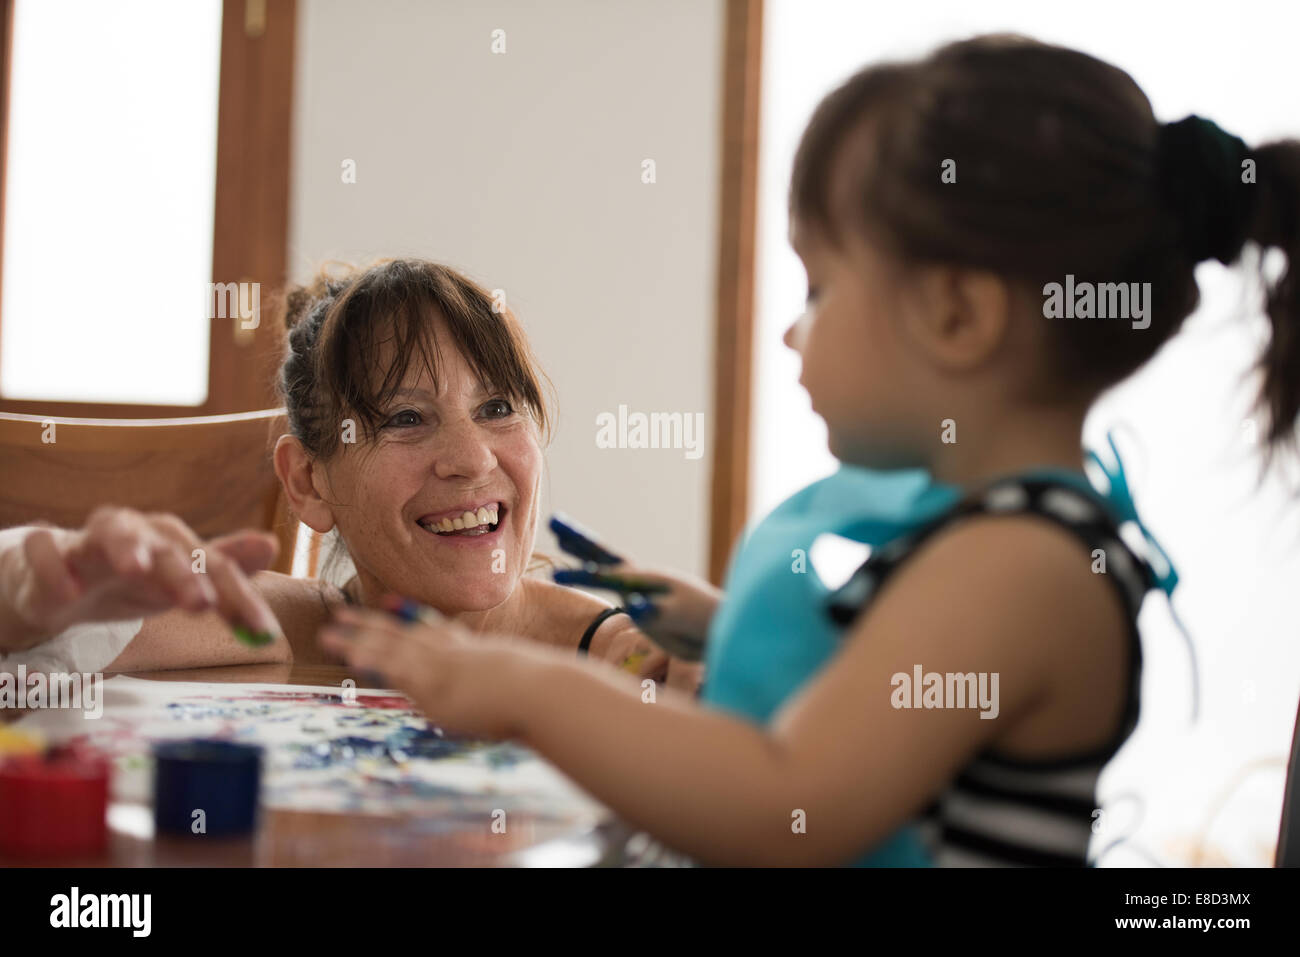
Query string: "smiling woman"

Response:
xmin=273 ymin=259 xmax=551 ymax=616
xmin=75 ymin=258 xmax=700 ymax=689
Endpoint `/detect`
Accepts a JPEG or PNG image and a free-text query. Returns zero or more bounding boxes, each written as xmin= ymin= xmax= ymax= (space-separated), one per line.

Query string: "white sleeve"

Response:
xmin=0 ymin=526 xmax=144 ymax=675
xmin=0 ymin=618 xmax=144 ymax=676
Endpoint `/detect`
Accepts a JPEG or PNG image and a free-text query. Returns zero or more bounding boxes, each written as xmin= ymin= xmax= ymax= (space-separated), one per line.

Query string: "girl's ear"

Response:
xmin=906 ymin=265 xmax=1011 ymax=371
xmin=273 ymin=435 xmax=336 ymax=535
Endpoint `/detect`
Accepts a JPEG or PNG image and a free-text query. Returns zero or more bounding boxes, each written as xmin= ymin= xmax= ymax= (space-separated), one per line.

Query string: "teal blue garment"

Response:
xmin=699 ymin=445 xmax=1178 ymax=868
xmin=701 ymin=465 xmax=962 ymax=867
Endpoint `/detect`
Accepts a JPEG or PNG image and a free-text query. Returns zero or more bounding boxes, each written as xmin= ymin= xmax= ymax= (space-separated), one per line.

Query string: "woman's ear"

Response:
xmin=274 ymin=435 xmax=336 ymax=535
xmin=905 ymin=265 xmax=1010 ymax=371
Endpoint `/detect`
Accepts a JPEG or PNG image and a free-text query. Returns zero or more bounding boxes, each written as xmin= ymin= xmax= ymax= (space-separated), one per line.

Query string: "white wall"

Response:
xmin=288 ymin=0 xmax=723 ymax=575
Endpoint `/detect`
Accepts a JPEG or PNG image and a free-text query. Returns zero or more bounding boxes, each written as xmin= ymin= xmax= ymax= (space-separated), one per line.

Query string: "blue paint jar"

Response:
xmin=153 ymin=739 xmax=263 ymax=838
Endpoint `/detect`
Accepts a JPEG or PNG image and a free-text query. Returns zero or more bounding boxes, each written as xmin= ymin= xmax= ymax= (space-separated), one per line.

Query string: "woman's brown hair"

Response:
xmin=791 ymin=34 xmax=1300 ymax=453
xmin=278 ymin=258 xmax=552 ymax=459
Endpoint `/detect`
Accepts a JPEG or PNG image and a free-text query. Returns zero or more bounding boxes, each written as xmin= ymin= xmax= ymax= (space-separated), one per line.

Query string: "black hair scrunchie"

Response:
xmin=1155 ymin=115 xmax=1256 ymax=265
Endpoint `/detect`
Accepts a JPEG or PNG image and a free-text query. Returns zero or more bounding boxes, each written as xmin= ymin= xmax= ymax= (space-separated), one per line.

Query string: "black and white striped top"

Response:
xmin=827 ymin=474 xmax=1155 ymax=867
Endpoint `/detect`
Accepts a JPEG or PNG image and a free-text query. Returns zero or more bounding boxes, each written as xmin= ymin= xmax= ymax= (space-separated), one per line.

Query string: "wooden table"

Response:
xmin=1 ymin=662 xmax=623 ymax=867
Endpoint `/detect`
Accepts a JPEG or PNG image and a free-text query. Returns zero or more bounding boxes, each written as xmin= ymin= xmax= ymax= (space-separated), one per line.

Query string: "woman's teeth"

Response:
xmin=419 ymin=504 xmax=500 ymax=536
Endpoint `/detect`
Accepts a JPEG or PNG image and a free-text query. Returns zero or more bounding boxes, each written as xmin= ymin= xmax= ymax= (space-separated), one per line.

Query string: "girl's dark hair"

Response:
xmin=278 ymin=258 xmax=552 ymax=459
xmin=791 ymin=34 xmax=1300 ymax=453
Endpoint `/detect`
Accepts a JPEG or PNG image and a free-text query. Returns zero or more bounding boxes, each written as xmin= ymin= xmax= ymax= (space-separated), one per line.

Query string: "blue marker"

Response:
xmin=549 ymin=513 xmax=685 ymax=650
xmin=552 ymin=568 xmax=670 ymax=595
xmin=385 ymin=596 xmax=425 ymax=623
xmin=548 ymin=514 xmax=624 ymax=566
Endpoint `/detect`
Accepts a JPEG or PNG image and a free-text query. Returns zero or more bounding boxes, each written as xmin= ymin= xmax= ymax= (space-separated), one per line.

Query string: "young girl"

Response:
xmin=321 ymin=35 xmax=1300 ymax=866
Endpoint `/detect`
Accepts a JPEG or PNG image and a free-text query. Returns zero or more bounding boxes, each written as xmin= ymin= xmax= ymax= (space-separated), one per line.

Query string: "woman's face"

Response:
xmin=318 ymin=318 xmax=543 ymax=614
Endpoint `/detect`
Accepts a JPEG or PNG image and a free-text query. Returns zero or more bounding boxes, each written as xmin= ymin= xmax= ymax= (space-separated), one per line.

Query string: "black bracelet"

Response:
xmin=578 ymin=606 xmax=627 ymax=656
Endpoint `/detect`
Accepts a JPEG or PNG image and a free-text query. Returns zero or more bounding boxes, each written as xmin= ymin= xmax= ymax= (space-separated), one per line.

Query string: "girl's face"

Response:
xmin=785 ymin=218 xmax=930 ymax=469
xmin=318 ymin=319 xmax=543 ymax=614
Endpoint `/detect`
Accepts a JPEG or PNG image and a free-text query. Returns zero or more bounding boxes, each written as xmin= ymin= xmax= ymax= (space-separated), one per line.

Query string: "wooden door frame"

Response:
xmin=709 ymin=0 xmax=762 ymax=585
xmin=0 ymin=0 xmax=296 ymax=419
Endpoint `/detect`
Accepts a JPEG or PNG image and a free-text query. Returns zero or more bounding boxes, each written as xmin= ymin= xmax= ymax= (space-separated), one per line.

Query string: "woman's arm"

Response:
xmin=104 ymin=608 xmax=291 ymax=672
xmin=103 ymin=570 xmax=331 ymax=672
xmin=324 ymin=516 xmax=1128 ymax=865
xmin=0 ymin=507 xmax=286 ymax=666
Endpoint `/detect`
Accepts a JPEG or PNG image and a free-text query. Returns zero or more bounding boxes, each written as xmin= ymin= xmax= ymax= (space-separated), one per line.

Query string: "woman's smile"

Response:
xmin=415 ymin=500 xmax=509 ymax=547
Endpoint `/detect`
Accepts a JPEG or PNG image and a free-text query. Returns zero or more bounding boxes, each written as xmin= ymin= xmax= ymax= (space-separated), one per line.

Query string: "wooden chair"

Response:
xmin=0 ymin=409 xmax=297 ymax=574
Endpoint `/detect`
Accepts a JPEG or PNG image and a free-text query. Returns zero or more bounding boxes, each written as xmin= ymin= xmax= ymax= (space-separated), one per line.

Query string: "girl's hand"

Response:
xmin=0 ymin=507 xmax=282 ymax=651
xmin=320 ymin=605 xmax=534 ymax=740
xmin=548 ymin=515 xmax=720 ymax=662
xmin=598 ymin=564 xmax=721 ymax=663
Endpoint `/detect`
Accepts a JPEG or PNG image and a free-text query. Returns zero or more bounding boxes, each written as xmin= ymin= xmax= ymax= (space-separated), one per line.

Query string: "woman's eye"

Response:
xmin=805 ymin=285 xmax=821 ymax=304
xmin=481 ymin=398 xmax=515 ymax=419
xmin=386 ymin=409 xmax=422 ymax=428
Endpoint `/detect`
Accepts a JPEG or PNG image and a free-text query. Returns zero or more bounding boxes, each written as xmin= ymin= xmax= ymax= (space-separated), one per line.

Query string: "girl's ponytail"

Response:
xmin=1154 ymin=116 xmax=1300 ymax=455
xmin=1245 ymin=142 xmax=1300 ymax=452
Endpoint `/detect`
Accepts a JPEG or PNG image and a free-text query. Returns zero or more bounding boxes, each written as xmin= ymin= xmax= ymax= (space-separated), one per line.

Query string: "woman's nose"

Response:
xmin=432 ymin=421 xmax=497 ymax=481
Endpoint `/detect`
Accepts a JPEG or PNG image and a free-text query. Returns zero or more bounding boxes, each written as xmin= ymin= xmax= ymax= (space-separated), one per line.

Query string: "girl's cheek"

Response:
xmin=802 ymin=313 xmax=833 ymax=379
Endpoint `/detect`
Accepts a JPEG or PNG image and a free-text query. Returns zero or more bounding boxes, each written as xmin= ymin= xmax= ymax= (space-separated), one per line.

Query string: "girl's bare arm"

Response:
xmin=326 ymin=515 xmax=1127 ymax=864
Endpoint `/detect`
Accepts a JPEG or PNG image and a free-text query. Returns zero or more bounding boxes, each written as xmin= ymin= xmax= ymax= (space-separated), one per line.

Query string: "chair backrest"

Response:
xmin=1278 ymin=700 xmax=1300 ymax=866
xmin=0 ymin=409 xmax=296 ymax=574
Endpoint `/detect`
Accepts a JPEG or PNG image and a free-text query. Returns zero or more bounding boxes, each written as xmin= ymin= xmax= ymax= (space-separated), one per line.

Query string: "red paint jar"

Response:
xmin=0 ymin=744 xmax=110 ymax=858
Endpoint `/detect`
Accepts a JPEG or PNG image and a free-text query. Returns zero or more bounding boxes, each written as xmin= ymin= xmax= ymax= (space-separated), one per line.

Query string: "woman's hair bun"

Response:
xmin=282 ymin=264 xmax=357 ymax=331
xmin=282 ymin=284 xmax=317 ymax=331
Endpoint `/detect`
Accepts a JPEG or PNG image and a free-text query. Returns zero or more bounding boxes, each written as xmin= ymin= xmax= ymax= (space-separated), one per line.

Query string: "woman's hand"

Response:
xmin=320 ymin=605 xmax=537 ymax=740
xmin=0 ymin=507 xmax=283 ymax=651
xmin=587 ymin=614 xmax=705 ymax=693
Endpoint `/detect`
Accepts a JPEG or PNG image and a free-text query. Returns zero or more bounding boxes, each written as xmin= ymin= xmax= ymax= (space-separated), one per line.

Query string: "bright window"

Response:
xmin=0 ymin=0 xmax=222 ymax=405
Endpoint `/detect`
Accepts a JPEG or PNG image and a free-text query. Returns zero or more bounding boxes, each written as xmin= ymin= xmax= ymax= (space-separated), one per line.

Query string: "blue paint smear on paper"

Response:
xmin=289 ymin=728 xmax=472 ymax=770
